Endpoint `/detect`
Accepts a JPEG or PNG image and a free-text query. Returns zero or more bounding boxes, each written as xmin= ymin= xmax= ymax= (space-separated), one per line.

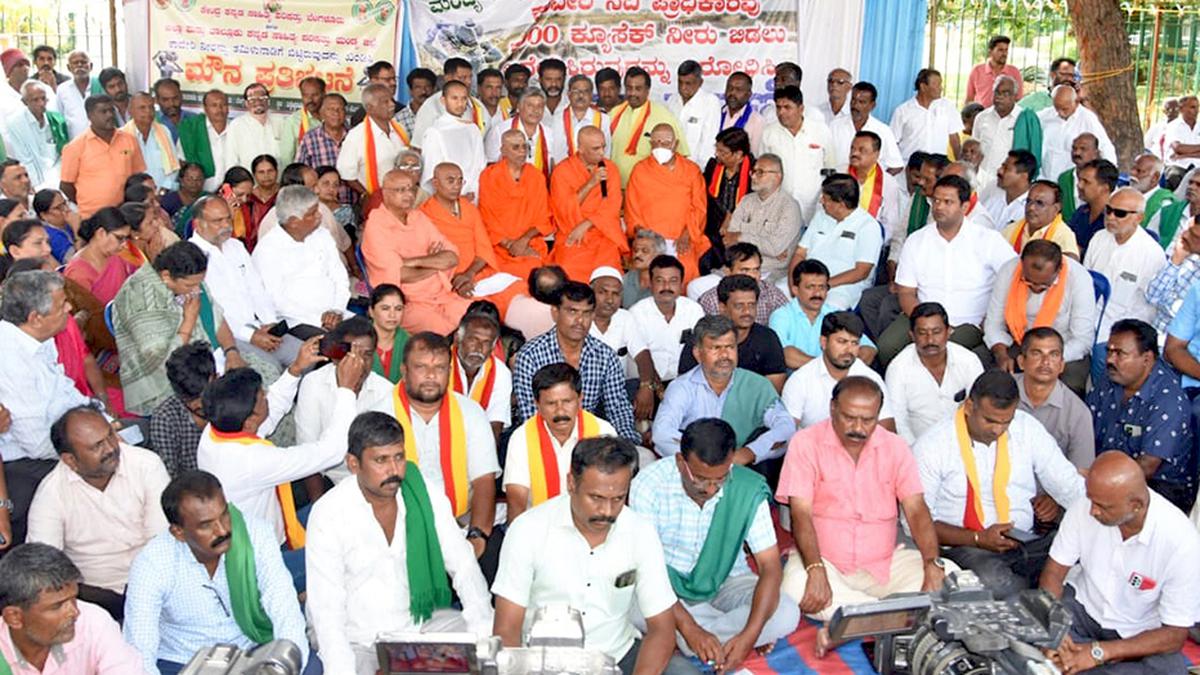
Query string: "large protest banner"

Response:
xmin=407 ymin=0 xmax=799 ymax=102
xmin=145 ymin=0 xmax=401 ymax=109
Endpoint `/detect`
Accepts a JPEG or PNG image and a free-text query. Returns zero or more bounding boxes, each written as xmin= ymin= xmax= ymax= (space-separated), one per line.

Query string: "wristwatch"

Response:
xmin=0 ymin=498 xmax=13 ymax=512
xmin=1090 ymin=643 xmax=1105 ymax=665
xmin=928 ymin=557 xmax=946 ymax=569
xmin=466 ymin=526 xmax=489 ymax=542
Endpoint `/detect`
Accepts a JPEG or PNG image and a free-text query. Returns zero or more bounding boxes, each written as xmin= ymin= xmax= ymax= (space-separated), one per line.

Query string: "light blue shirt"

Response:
xmin=651 ymin=367 xmax=795 ymax=462
xmin=768 ymin=299 xmax=875 ymax=359
xmin=630 ymin=456 xmax=777 ymax=580
xmin=797 ymin=207 xmax=883 ymax=310
xmin=0 ymin=320 xmax=91 ymax=462
xmin=130 ymin=123 xmax=179 ymax=190
xmin=123 ymin=513 xmax=309 ymax=672
xmin=1167 ymin=279 xmax=1200 ymax=389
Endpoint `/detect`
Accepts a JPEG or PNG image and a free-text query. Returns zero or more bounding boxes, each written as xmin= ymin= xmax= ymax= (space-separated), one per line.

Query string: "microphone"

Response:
xmin=600 ymin=179 xmax=608 ymax=198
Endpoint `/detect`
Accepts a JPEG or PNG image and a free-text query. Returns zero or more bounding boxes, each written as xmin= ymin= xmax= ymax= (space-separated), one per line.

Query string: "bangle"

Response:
xmin=804 ymin=562 xmax=825 ymax=574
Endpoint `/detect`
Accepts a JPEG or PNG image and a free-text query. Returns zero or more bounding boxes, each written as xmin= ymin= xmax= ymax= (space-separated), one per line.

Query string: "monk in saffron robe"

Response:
xmin=478 ymin=129 xmax=553 ymax=280
xmin=549 ymin=126 xmax=626 ymax=282
xmin=624 ymin=123 xmax=710 ymax=284
xmin=361 ymin=169 xmax=471 ymax=334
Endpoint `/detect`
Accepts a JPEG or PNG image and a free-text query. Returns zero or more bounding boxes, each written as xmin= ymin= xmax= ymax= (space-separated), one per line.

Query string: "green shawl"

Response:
xmin=46 ymin=111 xmax=68 ymax=154
xmin=667 ymin=466 xmax=771 ymax=602
xmin=226 ymin=503 xmax=274 ymax=644
xmin=720 ymin=369 xmax=781 ymax=447
xmin=1011 ymin=107 xmax=1042 ymax=173
xmin=907 ymin=188 xmax=930 ymax=235
xmin=1156 ymin=199 xmax=1191 ymax=251
xmin=1058 ymin=168 xmax=1077 ymax=220
xmin=400 ymin=462 xmax=453 ymax=623
xmin=178 ymin=113 xmax=216 ymax=178
xmin=1143 ymin=188 xmax=1177 ymax=229
xmin=371 ymin=329 xmax=410 ymax=384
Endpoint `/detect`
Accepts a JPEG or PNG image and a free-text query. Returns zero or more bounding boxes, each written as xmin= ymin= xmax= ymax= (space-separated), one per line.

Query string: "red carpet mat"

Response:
xmin=728 ymin=620 xmax=876 ymax=674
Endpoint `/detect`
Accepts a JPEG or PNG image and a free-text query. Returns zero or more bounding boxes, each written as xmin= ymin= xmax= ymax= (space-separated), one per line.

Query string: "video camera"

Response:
xmin=827 ymin=570 xmax=1072 ymax=675
xmin=180 ymin=640 xmax=302 ymax=674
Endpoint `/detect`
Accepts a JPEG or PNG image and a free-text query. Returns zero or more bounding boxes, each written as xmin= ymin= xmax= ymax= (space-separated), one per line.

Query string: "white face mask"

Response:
xmin=651 ymin=147 xmax=673 ymax=164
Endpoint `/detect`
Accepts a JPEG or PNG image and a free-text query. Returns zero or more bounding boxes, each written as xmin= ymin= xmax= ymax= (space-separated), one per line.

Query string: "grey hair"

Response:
xmin=517 ymin=87 xmax=547 ymax=106
xmin=0 ymin=543 xmax=83 ymax=610
xmin=0 ymin=270 xmax=63 ymax=324
xmin=992 ymin=74 xmax=1018 ymax=95
xmin=567 ymin=74 xmax=592 ymax=91
xmin=1051 ymin=83 xmax=1077 ymax=99
xmin=693 ymin=314 xmax=735 ymax=345
xmin=275 ymin=185 xmax=319 ymax=225
xmin=634 ymin=227 xmax=667 ymax=254
xmin=1135 ymin=152 xmax=1164 ymax=175
xmin=395 ymin=149 xmax=423 ymax=171
xmin=756 ymin=153 xmax=784 ymax=174
xmin=20 ymin=80 xmax=45 ymax=98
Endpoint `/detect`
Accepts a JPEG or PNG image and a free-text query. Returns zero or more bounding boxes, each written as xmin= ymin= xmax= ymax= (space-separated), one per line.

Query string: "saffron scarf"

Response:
xmin=208 ymin=429 xmax=307 ymax=549
xmin=392 ymin=387 xmax=470 ymax=517
xmin=371 ymin=329 xmax=409 ymax=384
xmin=668 ymin=466 xmax=771 ymax=602
xmin=399 ymin=461 xmax=454 ymax=624
xmin=1008 ymin=214 xmax=1064 ymax=253
xmin=609 ymin=100 xmax=653 ymax=156
xmin=225 ymin=502 xmax=275 ymax=644
xmin=1003 ymin=255 xmax=1068 ymax=344
xmin=563 ymin=107 xmax=602 ymax=156
xmin=121 ymin=119 xmax=180 ymax=175
xmin=526 ymin=409 xmax=602 ymax=506
xmin=364 ymin=118 xmax=412 ymax=194
xmin=850 ymin=163 xmax=884 ymax=218
xmin=512 ymin=118 xmax=550 ymax=179
xmin=708 ymin=157 xmax=751 ymax=205
xmin=953 ymin=406 xmax=1010 ymax=531
xmin=451 ymin=347 xmax=496 ymax=410
xmin=906 ymin=188 xmax=929 ymax=234
xmin=468 ymin=97 xmax=486 ymax=132
xmin=296 ymin=109 xmax=314 ymax=145
xmin=719 ymin=104 xmax=752 ymax=131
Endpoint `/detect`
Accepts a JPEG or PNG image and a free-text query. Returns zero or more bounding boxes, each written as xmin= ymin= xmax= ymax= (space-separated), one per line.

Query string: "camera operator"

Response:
xmin=1039 ymin=451 xmax=1200 ymax=674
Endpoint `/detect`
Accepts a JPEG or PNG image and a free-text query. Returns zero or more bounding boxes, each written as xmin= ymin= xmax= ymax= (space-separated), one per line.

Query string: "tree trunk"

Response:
xmin=1066 ymin=0 xmax=1142 ymax=170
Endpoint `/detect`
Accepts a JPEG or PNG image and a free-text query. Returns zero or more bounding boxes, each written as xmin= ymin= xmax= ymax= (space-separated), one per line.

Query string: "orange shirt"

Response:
xmin=60 ymin=128 xmax=146 ymax=218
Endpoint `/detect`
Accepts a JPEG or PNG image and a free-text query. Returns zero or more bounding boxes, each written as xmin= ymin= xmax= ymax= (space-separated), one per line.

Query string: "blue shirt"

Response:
xmin=156 ymin=109 xmax=197 ymax=143
xmin=41 ymin=221 xmax=75 ymax=263
xmin=1067 ymin=203 xmax=1105 ymax=256
xmin=123 ymin=512 xmax=309 ymax=671
xmin=651 ymin=366 xmax=795 ymax=461
xmin=1147 ymin=256 xmax=1200 ymax=334
xmin=797 ymin=207 xmax=884 ymax=310
xmin=767 ymin=298 xmax=875 ymax=358
xmin=131 ymin=124 xmax=179 ymax=190
xmin=1086 ymin=361 xmax=1195 ymax=488
xmin=1167 ymin=279 xmax=1200 ymax=389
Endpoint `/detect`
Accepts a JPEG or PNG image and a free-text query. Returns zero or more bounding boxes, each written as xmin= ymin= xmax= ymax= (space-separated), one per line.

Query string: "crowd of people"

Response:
xmin=0 ymin=34 xmax=1199 ymax=675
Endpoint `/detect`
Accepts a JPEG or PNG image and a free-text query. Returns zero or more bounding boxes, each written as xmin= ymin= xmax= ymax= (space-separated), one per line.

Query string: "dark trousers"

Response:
xmin=1060 ymin=585 xmax=1188 ymax=674
xmin=79 ymin=583 xmax=125 ymax=623
xmin=617 ymin=638 xmax=701 ymax=675
xmin=942 ymin=531 xmax=1055 ymax=599
xmin=478 ymin=527 xmax=505 ymax=589
xmin=0 ymin=458 xmax=56 ymax=554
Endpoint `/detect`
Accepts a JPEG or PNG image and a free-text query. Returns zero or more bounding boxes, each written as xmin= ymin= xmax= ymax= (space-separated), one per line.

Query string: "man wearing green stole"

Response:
xmin=306 ymin=413 xmax=492 ymax=675
xmin=631 ymin=419 xmax=799 ymax=672
xmin=1054 ymin=132 xmax=1100 ymax=219
xmin=123 ymin=471 xmax=310 ymax=674
xmin=1130 ymin=153 xmax=1178 ymax=232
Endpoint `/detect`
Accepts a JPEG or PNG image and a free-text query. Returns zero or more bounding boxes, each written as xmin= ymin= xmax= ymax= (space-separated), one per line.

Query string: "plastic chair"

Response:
xmin=103 ymin=301 xmax=116 ymax=335
xmin=1089 ymin=270 xmax=1111 ymax=336
xmin=355 ymin=244 xmax=371 ymax=293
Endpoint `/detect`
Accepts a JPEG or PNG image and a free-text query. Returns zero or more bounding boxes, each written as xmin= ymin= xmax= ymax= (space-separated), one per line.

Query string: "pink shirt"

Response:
xmin=965 ymin=62 xmax=1024 ymax=107
xmin=0 ymin=601 xmax=145 ymax=674
xmin=775 ymin=420 xmax=924 ymax=583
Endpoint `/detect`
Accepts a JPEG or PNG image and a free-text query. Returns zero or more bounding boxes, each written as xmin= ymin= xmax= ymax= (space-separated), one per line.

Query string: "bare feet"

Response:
xmin=815 ymin=627 xmax=833 ymax=659
xmin=756 ymin=642 xmax=777 ymax=657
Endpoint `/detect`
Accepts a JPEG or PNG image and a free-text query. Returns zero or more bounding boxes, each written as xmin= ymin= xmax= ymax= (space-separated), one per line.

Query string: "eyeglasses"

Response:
xmin=1026 ymin=198 xmax=1054 ymax=208
xmin=246 ymin=95 xmax=269 ymax=103
xmin=751 ymin=168 xmax=780 ymax=176
xmin=681 ymin=460 xmax=730 ymax=490
xmin=1105 ymin=205 xmax=1142 ymax=218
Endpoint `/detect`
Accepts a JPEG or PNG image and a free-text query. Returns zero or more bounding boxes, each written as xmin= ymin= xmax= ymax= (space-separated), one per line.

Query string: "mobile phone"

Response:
xmin=319 ymin=339 xmax=350 ymax=360
xmin=118 ymin=424 xmax=145 ymax=446
xmin=267 ymin=320 xmax=289 ymax=338
xmin=1004 ymin=527 xmax=1039 ymax=544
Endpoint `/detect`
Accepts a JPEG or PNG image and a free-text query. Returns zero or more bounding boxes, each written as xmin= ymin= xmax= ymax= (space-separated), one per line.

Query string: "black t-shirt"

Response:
xmin=677 ymin=323 xmax=787 ymax=378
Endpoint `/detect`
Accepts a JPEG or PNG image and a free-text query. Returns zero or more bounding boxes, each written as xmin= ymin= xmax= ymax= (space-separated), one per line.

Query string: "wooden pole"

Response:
xmin=109 ymin=0 xmax=119 ymax=68
xmin=928 ymin=0 xmax=939 ymax=68
xmin=1143 ymin=8 xmax=1163 ymax=131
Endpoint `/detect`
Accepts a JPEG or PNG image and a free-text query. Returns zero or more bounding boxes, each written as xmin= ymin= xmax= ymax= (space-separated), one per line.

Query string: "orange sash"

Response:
xmin=849 ymin=163 xmax=884 ymax=217
xmin=451 ymin=347 xmax=497 ymax=410
xmin=469 ymin=98 xmax=485 ymax=132
xmin=1008 ymin=215 xmax=1063 ymax=254
xmin=1003 ymin=255 xmax=1069 ymax=344
xmin=526 ymin=409 xmax=602 ymax=505
xmin=364 ymin=119 xmax=411 ymax=194
xmin=392 ymin=387 xmax=470 ymax=517
xmin=708 ymin=156 xmax=750 ymax=204
xmin=207 ymin=428 xmax=306 ymax=550
xmin=609 ymin=101 xmax=653 ymax=156
xmin=564 ymin=107 xmax=602 ymax=156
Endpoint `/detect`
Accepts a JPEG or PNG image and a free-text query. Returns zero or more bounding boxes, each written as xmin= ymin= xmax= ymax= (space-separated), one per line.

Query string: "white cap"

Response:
xmin=589 ymin=266 xmax=623 ymax=284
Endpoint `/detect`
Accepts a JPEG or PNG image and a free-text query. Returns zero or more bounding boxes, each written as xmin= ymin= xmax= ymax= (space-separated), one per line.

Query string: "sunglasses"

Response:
xmin=1105 ymin=205 xmax=1141 ymax=219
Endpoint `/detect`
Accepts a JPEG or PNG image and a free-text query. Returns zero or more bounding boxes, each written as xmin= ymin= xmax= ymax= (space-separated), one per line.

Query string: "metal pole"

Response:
xmin=109 ymin=0 xmax=119 ymax=68
xmin=1144 ymin=8 xmax=1163 ymax=131
xmin=928 ymin=0 xmax=939 ymax=68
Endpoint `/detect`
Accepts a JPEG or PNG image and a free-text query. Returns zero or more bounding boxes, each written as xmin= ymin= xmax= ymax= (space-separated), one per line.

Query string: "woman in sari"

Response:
xmin=63 ymin=207 xmax=138 ymax=306
xmin=120 ymin=200 xmax=179 ymax=265
xmin=32 ymin=189 xmax=79 ymax=263
xmin=112 ymin=240 xmax=282 ymax=415
xmin=0 ymin=198 xmax=28 ymax=247
xmin=368 ymin=283 xmax=409 ymax=384
xmin=242 ymin=154 xmax=278 ymax=251
xmin=701 ymin=127 xmax=755 ymax=273
xmin=219 ymin=166 xmax=255 ymax=249
xmin=162 ymin=161 xmax=207 ymax=237
xmin=0 ymin=219 xmax=52 ymax=278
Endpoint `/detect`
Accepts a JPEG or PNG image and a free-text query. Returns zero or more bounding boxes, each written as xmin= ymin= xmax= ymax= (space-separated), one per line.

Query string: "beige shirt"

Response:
xmin=27 ymin=444 xmax=171 ymax=593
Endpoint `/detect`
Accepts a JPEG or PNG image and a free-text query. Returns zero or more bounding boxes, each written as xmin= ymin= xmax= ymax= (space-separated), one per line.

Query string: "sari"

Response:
xmin=63 ymin=255 xmax=140 ymax=306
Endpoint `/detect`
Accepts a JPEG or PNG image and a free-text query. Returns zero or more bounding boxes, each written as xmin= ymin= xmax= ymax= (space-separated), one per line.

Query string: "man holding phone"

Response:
xmin=914 ymin=370 xmax=1085 ymax=599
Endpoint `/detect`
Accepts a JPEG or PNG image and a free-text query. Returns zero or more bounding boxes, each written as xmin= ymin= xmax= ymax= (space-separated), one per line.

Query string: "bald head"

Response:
xmin=499 ymin=129 xmax=528 ymax=166
xmin=577 ymin=125 xmax=607 ymax=164
xmin=648 ymin=123 xmax=678 ymax=155
xmin=381 ymin=169 xmax=417 ymax=214
xmin=1085 ymin=451 xmax=1150 ymax=528
xmin=431 ymin=162 xmax=464 ymax=201
xmin=1052 ymin=84 xmax=1079 ymax=118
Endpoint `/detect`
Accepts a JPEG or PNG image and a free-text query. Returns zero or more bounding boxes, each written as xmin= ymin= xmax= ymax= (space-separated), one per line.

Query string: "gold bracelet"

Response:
xmin=804 ymin=562 xmax=825 ymax=573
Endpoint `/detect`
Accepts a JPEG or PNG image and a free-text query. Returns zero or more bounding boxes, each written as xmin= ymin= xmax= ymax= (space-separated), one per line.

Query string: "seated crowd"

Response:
xmin=0 ymin=40 xmax=1199 ymax=675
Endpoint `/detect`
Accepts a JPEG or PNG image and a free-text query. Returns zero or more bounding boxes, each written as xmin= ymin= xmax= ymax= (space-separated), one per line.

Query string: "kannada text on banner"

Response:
xmin=146 ymin=0 xmax=400 ymax=109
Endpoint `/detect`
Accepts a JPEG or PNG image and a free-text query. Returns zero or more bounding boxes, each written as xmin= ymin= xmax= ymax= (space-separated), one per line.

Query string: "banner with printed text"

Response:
xmin=409 ymin=0 xmax=799 ymax=103
xmin=146 ymin=0 xmax=400 ymax=110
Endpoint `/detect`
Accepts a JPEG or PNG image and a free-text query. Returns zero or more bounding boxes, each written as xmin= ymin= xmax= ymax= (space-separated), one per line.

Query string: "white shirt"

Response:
xmin=627 ymin=296 xmax=706 ymax=381
xmin=895 ymin=219 xmax=1017 ymax=326
xmin=189 ymin=235 xmax=278 ymax=343
xmin=815 ymin=98 xmax=852 ymax=127
xmin=503 ymin=415 xmax=617 ymax=500
xmin=797 ymin=206 xmax=883 ymax=310
xmin=760 ymin=117 xmax=837 ymax=223
xmin=1163 ymin=117 xmax=1200 ymax=168
xmin=224 ymin=112 xmax=284 ymax=172
xmin=973 ymin=106 xmax=1020 ymax=187
xmin=559 ymin=106 xmax=611 ymax=155
xmin=781 ymin=357 xmax=892 ymax=428
xmin=251 ymin=225 xmax=351 ymax=327
xmin=197 ymin=375 xmax=356 ymax=543
xmin=483 ymin=119 xmax=566 ymax=168
xmin=367 ymin=392 xmax=500 ymax=502
xmin=0 ymin=320 xmax=91 ymax=461
xmin=27 ymin=444 xmax=170 ymax=593
xmin=294 ymin=366 xmax=395 ymax=483
xmin=1049 ymin=491 xmax=1200 ymax=637
xmin=1037 ymin=105 xmax=1117 ymax=180
xmin=201 ymin=117 xmax=230 ymax=193
xmin=453 ymin=355 xmax=513 ymax=428
xmin=491 ymin=494 xmax=678 ymax=661
xmin=257 ymin=201 xmax=352 ymax=253
xmin=981 ymin=185 xmax=1028 ymax=230
xmin=884 ymin=343 xmax=984 ymax=445
xmin=57 ymin=79 xmax=91 ymax=139
xmin=306 ymin=474 xmax=494 ymax=674
xmin=420 ymin=113 xmax=487 ymax=197
xmin=913 ymin=409 xmax=1085 ymax=532
xmin=1145 ymin=118 xmax=1171 ymax=159
xmin=889 ymin=96 xmax=964 ymax=161
xmin=666 ymin=90 xmax=723 ymax=168
xmin=336 ymin=117 xmax=411 ymax=191
xmin=590 ymin=308 xmax=639 ymax=379
xmin=412 ymin=95 xmax=487 ymax=149
xmin=1083 ymin=227 xmax=1167 ymax=342
xmin=829 ymin=115 xmax=904 ymax=170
